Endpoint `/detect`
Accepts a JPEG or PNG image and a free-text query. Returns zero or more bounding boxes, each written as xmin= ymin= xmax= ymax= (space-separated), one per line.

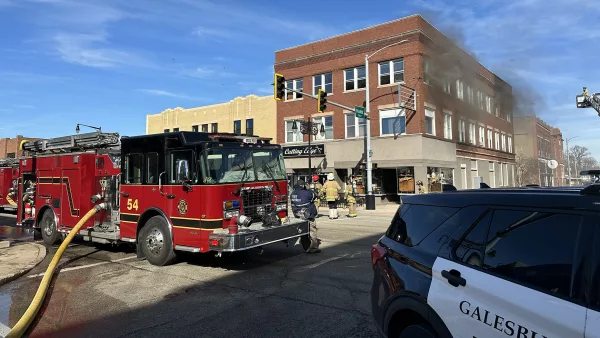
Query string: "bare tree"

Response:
xmin=581 ymin=156 xmax=599 ymax=171
xmin=515 ymin=151 xmax=540 ymax=186
xmin=568 ymin=145 xmax=593 ymax=176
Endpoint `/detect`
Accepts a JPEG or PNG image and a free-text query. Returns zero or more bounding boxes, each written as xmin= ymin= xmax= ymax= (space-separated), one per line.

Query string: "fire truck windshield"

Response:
xmin=200 ymin=148 xmax=286 ymax=184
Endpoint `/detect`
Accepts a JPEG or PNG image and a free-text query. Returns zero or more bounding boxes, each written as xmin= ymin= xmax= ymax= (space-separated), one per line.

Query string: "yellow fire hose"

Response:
xmin=6 ymin=203 xmax=106 ymax=338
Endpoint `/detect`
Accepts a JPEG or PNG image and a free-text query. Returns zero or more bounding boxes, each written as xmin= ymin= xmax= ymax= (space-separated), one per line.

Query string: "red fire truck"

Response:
xmin=0 ymin=158 xmax=19 ymax=212
xmin=14 ymin=130 xmax=309 ymax=265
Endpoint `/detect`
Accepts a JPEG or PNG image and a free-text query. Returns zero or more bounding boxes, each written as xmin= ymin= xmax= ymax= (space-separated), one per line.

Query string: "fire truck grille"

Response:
xmin=241 ymin=188 xmax=273 ymax=222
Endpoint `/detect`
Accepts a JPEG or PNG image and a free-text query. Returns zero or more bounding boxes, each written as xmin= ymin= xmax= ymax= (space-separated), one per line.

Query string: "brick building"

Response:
xmin=0 ymin=135 xmax=38 ymax=159
xmin=275 ymin=14 xmax=515 ymax=201
xmin=146 ymin=94 xmax=277 ymax=142
xmin=513 ymin=116 xmax=564 ymax=186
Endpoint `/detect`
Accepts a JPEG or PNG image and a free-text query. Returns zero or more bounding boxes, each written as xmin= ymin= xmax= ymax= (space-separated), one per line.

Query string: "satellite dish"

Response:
xmin=548 ymin=160 xmax=558 ymax=170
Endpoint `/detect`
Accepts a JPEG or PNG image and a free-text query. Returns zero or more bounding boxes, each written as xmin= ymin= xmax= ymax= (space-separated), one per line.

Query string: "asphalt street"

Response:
xmin=0 ymin=209 xmax=395 ymax=338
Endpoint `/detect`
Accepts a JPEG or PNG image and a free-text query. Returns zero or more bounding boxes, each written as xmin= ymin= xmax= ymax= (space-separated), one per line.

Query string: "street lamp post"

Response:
xmin=364 ymin=39 xmax=409 ymax=210
xmin=565 ymin=136 xmax=578 ymax=186
xmin=292 ymin=119 xmax=325 ymax=182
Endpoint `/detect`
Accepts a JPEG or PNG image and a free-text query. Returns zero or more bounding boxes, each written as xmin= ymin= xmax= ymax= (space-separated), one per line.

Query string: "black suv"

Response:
xmin=370 ymin=186 xmax=600 ymax=338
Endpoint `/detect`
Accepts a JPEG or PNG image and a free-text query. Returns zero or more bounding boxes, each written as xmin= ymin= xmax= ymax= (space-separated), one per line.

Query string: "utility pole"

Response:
xmin=565 ymin=136 xmax=578 ymax=186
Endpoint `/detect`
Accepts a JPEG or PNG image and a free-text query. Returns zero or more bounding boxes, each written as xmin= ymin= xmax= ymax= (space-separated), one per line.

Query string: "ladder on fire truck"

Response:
xmin=21 ymin=131 xmax=120 ymax=154
xmin=0 ymin=157 xmax=19 ymax=167
xmin=576 ymin=87 xmax=600 ymax=117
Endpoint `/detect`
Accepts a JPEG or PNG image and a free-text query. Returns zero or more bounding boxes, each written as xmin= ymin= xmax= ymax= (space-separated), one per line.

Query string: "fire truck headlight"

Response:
xmin=224 ymin=210 xmax=240 ymax=220
xmin=237 ymin=215 xmax=252 ymax=227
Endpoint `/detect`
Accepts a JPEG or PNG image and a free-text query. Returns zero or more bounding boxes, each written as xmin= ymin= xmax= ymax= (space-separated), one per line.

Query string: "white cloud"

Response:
xmin=1 ymin=71 xmax=70 ymax=82
xmin=136 ymin=89 xmax=201 ymax=100
xmin=193 ymin=27 xmax=234 ymax=40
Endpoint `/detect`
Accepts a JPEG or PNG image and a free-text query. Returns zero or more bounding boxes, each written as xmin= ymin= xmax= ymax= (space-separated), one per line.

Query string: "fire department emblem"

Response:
xmin=177 ymin=199 xmax=188 ymax=216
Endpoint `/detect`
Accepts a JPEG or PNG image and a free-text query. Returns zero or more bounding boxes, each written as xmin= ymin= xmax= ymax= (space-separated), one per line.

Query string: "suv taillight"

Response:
xmin=371 ymin=243 xmax=388 ymax=270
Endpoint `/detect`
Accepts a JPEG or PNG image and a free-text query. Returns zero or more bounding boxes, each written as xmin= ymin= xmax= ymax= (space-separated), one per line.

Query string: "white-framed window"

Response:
xmin=495 ymin=106 xmax=500 ymax=117
xmin=285 ymin=119 xmax=303 ymax=143
xmin=425 ymin=107 xmax=435 ymax=135
xmin=456 ymin=79 xmax=464 ymax=100
xmin=477 ymin=91 xmax=484 ymax=110
xmin=443 ymin=79 xmax=451 ymax=94
xmin=468 ymin=122 xmax=476 ymax=145
xmin=423 ymin=58 xmax=432 ymax=85
xmin=478 ymin=126 xmax=485 ymax=146
xmin=313 ymin=72 xmax=332 ymax=95
xmin=443 ymin=111 xmax=452 ymax=139
xmin=501 ymin=133 xmax=507 ymax=151
xmin=380 ymin=109 xmax=406 ymax=136
xmin=495 ymin=131 xmax=500 ymax=150
xmin=344 ymin=66 xmax=366 ymax=91
xmin=345 ymin=113 xmax=366 ymax=138
xmin=508 ymin=136 xmax=513 ymax=153
xmin=379 ymin=59 xmax=404 ymax=86
xmin=486 ymin=96 xmax=492 ymax=113
xmin=487 ymin=129 xmax=493 ymax=148
xmin=499 ymin=162 xmax=504 ymax=186
xmin=507 ymin=111 xmax=512 ymax=122
xmin=467 ymin=86 xmax=474 ymax=104
xmin=458 ymin=120 xmax=466 ymax=142
xmin=313 ymin=116 xmax=333 ymax=140
xmin=285 ymin=79 xmax=303 ymax=101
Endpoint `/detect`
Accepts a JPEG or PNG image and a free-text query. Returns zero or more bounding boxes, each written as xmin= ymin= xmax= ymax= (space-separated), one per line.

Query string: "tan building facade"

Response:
xmin=146 ymin=94 xmax=278 ymax=142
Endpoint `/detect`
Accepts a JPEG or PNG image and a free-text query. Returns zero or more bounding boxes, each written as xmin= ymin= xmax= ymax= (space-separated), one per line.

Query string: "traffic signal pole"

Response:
xmin=282 ymin=87 xmax=361 ymax=113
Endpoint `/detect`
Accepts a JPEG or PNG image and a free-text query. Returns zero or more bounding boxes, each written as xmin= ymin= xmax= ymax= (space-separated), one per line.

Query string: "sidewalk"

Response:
xmin=0 ymin=242 xmax=47 ymax=286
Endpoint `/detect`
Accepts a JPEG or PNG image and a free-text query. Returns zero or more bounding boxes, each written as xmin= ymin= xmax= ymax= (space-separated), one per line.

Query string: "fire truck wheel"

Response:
xmin=40 ymin=209 xmax=60 ymax=245
xmin=139 ymin=216 xmax=177 ymax=266
xmin=300 ymin=235 xmax=311 ymax=251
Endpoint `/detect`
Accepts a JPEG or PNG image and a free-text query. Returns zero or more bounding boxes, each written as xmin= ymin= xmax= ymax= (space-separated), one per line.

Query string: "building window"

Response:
xmin=233 ymin=120 xmax=241 ymax=135
xmin=468 ymin=123 xmax=476 ymax=145
xmin=192 ymin=125 xmax=199 ymax=132
xmin=495 ymin=131 xmax=500 ymax=150
xmin=507 ymin=111 xmax=512 ymax=122
xmin=201 ymin=124 xmax=208 ymax=132
xmin=246 ymin=119 xmax=254 ymax=136
xmin=443 ymin=112 xmax=452 ymax=139
xmin=285 ymin=79 xmax=303 ymax=101
xmin=173 ymin=128 xmax=180 ymax=132
xmin=345 ymin=66 xmax=366 ymax=91
xmin=443 ymin=79 xmax=451 ymax=94
xmin=423 ymin=58 xmax=432 ymax=85
xmin=425 ymin=107 xmax=435 ymax=135
xmin=478 ymin=126 xmax=485 ymax=146
xmin=313 ymin=72 xmax=333 ymax=95
xmin=380 ymin=109 xmax=406 ymax=136
xmin=313 ymin=116 xmax=333 ymax=140
xmin=379 ymin=59 xmax=404 ymax=86
xmin=6 ymin=152 xmax=15 ymax=158
xmin=285 ymin=120 xmax=303 ymax=143
xmin=164 ymin=129 xmax=169 ymax=133
xmin=501 ymin=133 xmax=507 ymax=151
xmin=508 ymin=136 xmax=513 ymax=153
xmin=487 ymin=129 xmax=493 ymax=148
xmin=456 ymin=80 xmax=464 ymax=100
xmin=211 ymin=123 xmax=218 ymax=133
xmin=486 ymin=96 xmax=492 ymax=113
xmin=467 ymin=86 xmax=474 ymax=104
xmin=458 ymin=120 xmax=466 ymax=142
xmin=345 ymin=113 xmax=366 ymax=138
xmin=476 ymin=91 xmax=484 ymax=110
xmin=495 ymin=106 xmax=500 ymax=117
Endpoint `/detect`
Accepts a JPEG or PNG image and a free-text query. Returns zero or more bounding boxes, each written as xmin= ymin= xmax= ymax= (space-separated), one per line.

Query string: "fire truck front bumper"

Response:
xmin=208 ymin=219 xmax=310 ymax=252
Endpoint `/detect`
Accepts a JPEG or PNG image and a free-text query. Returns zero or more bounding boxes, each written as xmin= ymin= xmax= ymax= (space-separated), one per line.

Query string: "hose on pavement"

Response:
xmin=6 ymin=203 xmax=106 ymax=338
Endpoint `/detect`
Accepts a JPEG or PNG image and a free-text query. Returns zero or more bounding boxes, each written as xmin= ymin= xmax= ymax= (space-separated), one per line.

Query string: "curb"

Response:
xmin=0 ymin=243 xmax=47 ymax=287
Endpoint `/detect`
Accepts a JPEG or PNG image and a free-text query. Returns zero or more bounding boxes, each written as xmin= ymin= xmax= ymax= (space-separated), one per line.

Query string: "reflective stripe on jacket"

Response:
xmin=322 ymin=181 xmax=341 ymax=201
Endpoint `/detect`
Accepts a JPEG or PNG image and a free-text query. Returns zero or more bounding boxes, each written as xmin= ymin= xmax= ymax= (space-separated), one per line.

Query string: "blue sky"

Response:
xmin=1 ymin=0 xmax=599 ymax=157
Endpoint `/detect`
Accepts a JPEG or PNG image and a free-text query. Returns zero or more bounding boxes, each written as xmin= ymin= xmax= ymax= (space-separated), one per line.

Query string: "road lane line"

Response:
xmin=297 ymin=254 xmax=349 ymax=271
xmin=27 ymin=256 xmax=136 ymax=278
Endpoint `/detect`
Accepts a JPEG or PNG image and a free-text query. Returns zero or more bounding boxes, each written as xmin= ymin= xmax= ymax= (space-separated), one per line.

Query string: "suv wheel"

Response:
xmin=399 ymin=323 xmax=437 ymax=338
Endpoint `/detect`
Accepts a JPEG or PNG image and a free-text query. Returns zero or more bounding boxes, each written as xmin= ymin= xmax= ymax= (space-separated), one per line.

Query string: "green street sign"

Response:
xmin=355 ymin=106 xmax=365 ymax=118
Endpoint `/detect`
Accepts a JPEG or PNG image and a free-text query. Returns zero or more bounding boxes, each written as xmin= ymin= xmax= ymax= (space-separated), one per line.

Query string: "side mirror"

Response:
xmin=176 ymin=159 xmax=190 ymax=183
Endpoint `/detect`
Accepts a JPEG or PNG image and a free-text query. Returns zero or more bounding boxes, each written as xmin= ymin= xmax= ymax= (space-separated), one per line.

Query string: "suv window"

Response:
xmin=455 ymin=208 xmax=582 ymax=300
xmin=386 ymin=204 xmax=458 ymax=247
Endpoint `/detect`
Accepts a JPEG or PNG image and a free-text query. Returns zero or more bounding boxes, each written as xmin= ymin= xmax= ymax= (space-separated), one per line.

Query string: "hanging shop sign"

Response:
xmin=283 ymin=144 xmax=325 ymax=158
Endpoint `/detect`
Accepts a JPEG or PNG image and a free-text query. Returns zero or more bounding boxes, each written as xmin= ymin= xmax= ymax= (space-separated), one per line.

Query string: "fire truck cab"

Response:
xmin=17 ymin=131 xmax=310 ymax=266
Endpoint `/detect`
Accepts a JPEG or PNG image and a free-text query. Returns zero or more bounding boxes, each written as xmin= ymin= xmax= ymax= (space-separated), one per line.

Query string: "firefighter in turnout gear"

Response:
xmin=290 ymin=179 xmax=321 ymax=253
xmin=345 ymin=178 xmax=357 ymax=218
xmin=322 ymin=173 xmax=341 ymax=219
xmin=311 ymin=175 xmax=323 ymax=197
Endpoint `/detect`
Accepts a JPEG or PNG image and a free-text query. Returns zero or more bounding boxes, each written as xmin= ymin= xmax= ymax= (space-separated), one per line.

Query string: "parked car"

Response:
xmin=370 ymin=185 xmax=600 ymax=338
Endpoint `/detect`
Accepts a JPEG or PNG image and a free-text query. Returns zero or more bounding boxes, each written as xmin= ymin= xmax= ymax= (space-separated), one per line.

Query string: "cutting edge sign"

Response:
xmin=283 ymin=144 xmax=325 ymax=158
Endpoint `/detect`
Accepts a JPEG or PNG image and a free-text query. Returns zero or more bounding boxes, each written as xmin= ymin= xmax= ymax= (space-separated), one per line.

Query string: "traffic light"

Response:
xmin=317 ymin=88 xmax=327 ymax=112
xmin=274 ymin=73 xmax=285 ymax=100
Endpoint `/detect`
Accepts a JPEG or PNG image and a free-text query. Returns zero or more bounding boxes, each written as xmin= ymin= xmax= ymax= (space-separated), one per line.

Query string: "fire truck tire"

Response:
xmin=139 ymin=216 xmax=177 ymax=266
xmin=40 ymin=209 xmax=60 ymax=245
xmin=300 ymin=235 xmax=311 ymax=251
